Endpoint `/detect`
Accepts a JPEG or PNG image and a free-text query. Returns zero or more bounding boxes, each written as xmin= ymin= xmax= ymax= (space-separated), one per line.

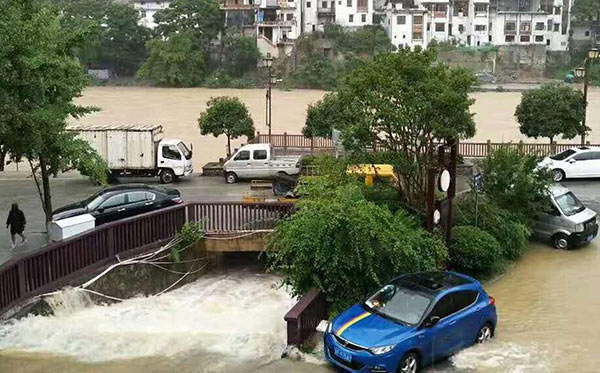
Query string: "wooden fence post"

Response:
xmin=107 ymin=227 xmax=115 ymax=257
xmin=283 ymin=132 xmax=288 ymax=154
xmin=17 ymin=261 xmax=27 ymax=297
xmin=518 ymin=140 xmax=523 ymax=154
xmin=310 ymin=137 xmax=314 ymax=155
xmin=551 ymin=141 xmax=556 ymax=154
xmin=486 ymin=139 xmax=491 ymax=156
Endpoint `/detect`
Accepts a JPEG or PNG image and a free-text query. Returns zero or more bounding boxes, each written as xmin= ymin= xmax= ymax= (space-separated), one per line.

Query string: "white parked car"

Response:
xmin=538 ymin=146 xmax=600 ymax=182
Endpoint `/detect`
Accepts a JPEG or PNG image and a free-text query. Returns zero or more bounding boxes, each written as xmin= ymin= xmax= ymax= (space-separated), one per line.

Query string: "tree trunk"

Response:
xmin=549 ymin=136 xmax=553 ymax=145
xmin=0 ymin=146 xmax=6 ymax=172
xmin=227 ymin=135 xmax=231 ymax=157
xmin=39 ymin=158 xmax=53 ymax=223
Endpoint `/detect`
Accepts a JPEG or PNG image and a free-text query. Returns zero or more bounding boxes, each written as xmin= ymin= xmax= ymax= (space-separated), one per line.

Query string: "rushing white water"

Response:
xmin=450 ymin=342 xmax=552 ymax=373
xmin=0 ymin=271 xmax=295 ymax=367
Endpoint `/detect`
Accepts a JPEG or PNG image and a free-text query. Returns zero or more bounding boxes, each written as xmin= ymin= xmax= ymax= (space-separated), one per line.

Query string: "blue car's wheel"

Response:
xmin=476 ymin=323 xmax=493 ymax=343
xmin=398 ymin=352 xmax=419 ymax=373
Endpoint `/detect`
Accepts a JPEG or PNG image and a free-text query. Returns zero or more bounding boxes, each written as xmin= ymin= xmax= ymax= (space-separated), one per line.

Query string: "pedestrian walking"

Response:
xmin=6 ymin=203 xmax=26 ymax=249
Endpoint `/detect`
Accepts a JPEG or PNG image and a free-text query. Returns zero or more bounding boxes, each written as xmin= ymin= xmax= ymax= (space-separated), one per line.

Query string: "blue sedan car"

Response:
xmin=324 ymin=271 xmax=497 ymax=373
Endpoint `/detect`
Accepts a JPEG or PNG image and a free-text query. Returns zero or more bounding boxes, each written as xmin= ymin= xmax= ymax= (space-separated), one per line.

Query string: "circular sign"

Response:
xmin=438 ymin=170 xmax=451 ymax=192
xmin=433 ymin=210 xmax=441 ymax=225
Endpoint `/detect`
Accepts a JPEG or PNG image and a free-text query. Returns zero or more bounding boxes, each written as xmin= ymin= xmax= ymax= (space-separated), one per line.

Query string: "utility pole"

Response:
xmin=576 ymin=47 xmax=600 ymax=145
xmin=263 ymin=53 xmax=274 ymax=143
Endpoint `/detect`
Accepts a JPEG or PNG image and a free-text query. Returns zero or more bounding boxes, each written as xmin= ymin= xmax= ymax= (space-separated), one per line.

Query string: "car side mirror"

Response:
xmin=423 ymin=316 xmax=440 ymax=328
xmin=569 ymin=158 xmax=576 ymax=164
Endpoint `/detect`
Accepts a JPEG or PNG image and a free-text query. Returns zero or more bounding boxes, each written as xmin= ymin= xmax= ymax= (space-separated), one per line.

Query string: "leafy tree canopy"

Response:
xmin=324 ymin=24 xmax=395 ymax=55
xmin=0 ymin=0 xmax=107 ymax=221
xmin=137 ymin=31 xmax=207 ymax=87
xmin=572 ymin=0 xmax=600 ymax=23
xmin=53 ymin=0 xmax=150 ymax=76
xmin=303 ymin=48 xmax=476 ymax=205
xmin=515 ymin=83 xmax=585 ymax=144
xmin=153 ymin=0 xmax=224 ymax=46
xmin=221 ymin=34 xmax=260 ymax=78
xmin=198 ymin=96 xmax=255 ymax=156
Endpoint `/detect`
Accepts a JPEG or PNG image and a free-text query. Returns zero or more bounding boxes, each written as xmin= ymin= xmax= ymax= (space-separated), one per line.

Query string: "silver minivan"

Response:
xmin=534 ymin=185 xmax=598 ymax=249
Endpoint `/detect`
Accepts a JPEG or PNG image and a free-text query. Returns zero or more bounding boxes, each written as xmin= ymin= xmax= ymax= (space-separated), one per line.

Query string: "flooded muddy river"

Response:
xmin=6 ymin=86 xmax=590 ymax=171
xmin=1 ymin=241 xmax=599 ymax=372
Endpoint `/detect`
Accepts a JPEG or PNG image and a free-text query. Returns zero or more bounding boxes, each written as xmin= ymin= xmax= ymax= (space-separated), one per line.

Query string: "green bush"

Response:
xmin=481 ymin=147 xmax=553 ymax=225
xmin=449 ymin=225 xmax=502 ymax=276
xmin=455 ymin=194 xmax=530 ymax=260
xmin=171 ymin=222 xmax=205 ymax=262
xmin=269 ymin=184 xmax=447 ymax=314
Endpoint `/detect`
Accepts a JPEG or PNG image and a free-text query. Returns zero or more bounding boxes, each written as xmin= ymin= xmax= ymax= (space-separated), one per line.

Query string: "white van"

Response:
xmin=223 ymin=143 xmax=301 ymax=184
xmin=538 ymin=146 xmax=600 ymax=182
xmin=534 ymin=185 xmax=598 ymax=249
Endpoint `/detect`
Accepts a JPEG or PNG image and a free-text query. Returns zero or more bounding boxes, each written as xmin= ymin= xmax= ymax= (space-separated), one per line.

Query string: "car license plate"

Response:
xmin=334 ymin=347 xmax=352 ymax=363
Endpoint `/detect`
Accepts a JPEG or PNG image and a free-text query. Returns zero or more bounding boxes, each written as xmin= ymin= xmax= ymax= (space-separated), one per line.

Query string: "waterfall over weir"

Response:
xmin=0 ymin=271 xmax=295 ymax=371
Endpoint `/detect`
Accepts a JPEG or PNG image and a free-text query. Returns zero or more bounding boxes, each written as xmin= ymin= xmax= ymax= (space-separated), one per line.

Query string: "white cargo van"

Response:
xmin=69 ymin=124 xmax=193 ymax=183
xmin=534 ymin=185 xmax=598 ymax=249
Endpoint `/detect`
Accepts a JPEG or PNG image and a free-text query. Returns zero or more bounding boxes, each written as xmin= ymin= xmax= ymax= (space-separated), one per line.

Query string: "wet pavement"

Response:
xmin=0 ymin=172 xmax=249 ymax=265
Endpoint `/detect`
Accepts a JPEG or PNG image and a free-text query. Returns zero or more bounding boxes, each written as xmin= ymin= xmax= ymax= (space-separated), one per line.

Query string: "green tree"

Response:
xmin=221 ymin=35 xmax=260 ymax=78
xmin=54 ymin=0 xmax=150 ymax=76
xmin=324 ymin=24 xmax=395 ymax=55
xmin=137 ymin=32 xmax=207 ymax=87
xmin=292 ymin=54 xmax=339 ymax=90
xmin=303 ymin=93 xmax=345 ymax=137
xmin=307 ymin=48 xmax=476 ymax=206
xmin=0 ymin=0 xmax=107 ymax=222
xmin=269 ymin=184 xmax=447 ymax=314
xmin=572 ymin=0 xmax=600 ymax=42
xmin=480 ymin=147 xmax=553 ymax=224
xmin=198 ymin=96 xmax=255 ymax=156
xmin=153 ymin=0 xmax=223 ymax=46
xmin=515 ymin=83 xmax=585 ymax=144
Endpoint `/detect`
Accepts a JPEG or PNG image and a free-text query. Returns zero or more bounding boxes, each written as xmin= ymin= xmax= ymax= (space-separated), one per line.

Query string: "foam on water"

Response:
xmin=450 ymin=341 xmax=552 ymax=373
xmin=0 ymin=271 xmax=295 ymax=365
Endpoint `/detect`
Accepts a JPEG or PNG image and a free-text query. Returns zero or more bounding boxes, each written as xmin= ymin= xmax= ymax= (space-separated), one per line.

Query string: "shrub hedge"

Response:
xmin=449 ymin=225 xmax=502 ymax=275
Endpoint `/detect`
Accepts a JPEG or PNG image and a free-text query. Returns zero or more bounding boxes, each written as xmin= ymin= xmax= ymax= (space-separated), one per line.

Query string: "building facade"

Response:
xmin=130 ymin=0 xmax=170 ymax=29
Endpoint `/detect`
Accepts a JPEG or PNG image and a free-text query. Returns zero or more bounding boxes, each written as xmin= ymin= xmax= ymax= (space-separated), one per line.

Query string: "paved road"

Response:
xmin=0 ymin=172 xmax=250 ymax=265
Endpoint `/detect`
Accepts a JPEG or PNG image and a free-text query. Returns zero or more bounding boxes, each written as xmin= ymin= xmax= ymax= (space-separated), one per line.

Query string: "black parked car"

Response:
xmin=51 ymin=185 xmax=183 ymax=226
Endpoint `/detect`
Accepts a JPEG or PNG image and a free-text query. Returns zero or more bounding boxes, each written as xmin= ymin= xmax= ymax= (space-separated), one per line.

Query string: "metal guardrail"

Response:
xmin=0 ymin=201 xmax=295 ymax=317
xmin=251 ymin=132 xmax=597 ymax=158
xmin=284 ymin=288 xmax=329 ymax=345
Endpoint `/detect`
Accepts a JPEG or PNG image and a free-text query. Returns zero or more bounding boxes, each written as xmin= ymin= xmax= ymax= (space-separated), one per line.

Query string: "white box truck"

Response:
xmin=69 ymin=124 xmax=193 ymax=183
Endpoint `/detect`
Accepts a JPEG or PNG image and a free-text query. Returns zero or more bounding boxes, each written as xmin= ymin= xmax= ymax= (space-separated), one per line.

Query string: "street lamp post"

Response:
xmin=263 ymin=53 xmax=275 ymax=143
xmin=576 ymin=47 xmax=600 ymax=145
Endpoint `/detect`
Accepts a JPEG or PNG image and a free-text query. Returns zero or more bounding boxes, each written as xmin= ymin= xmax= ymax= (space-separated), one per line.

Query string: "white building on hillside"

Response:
xmin=130 ymin=0 xmax=170 ymax=29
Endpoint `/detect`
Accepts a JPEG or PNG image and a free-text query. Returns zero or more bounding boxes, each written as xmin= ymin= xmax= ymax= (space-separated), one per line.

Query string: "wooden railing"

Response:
xmin=284 ymin=288 xmax=329 ymax=345
xmin=0 ymin=201 xmax=295 ymax=317
xmin=251 ymin=132 xmax=596 ymax=158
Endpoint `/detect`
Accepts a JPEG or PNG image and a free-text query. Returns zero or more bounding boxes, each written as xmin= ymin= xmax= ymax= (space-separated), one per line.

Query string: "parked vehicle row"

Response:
xmin=538 ymin=146 xmax=600 ymax=182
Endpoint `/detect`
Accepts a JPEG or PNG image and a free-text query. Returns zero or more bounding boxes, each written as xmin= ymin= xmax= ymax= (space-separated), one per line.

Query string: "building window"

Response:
xmin=535 ymin=35 xmax=544 ymax=42
xmin=505 ymin=35 xmax=515 ymax=42
xmin=475 ymin=24 xmax=486 ymax=31
xmin=505 ymin=21 xmax=516 ymax=33
xmin=474 ymin=4 xmax=487 ymax=13
xmin=520 ymin=35 xmax=530 ymax=42
xmin=553 ymin=6 xmax=560 ymax=14
xmin=435 ymin=22 xmax=445 ymax=32
xmin=458 ymin=24 xmax=464 ymax=33
xmin=413 ymin=15 xmax=423 ymax=24
xmin=140 ymin=9 xmax=146 ymax=18
xmin=322 ymin=1 xmax=327 ymax=7
xmin=520 ymin=21 xmax=531 ymax=33
xmin=361 ymin=14 xmax=366 ymax=22
xmin=349 ymin=14 xmax=353 ymax=22
xmin=553 ymin=23 xmax=560 ymax=32
xmin=535 ymin=22 xmax=545 ymax=31
xmin=546 ymin=39 xmax=550 ymax=45
xmin=306 ymin=1 xmax=311 ymax=7
xmin=489 ymin=35 xmax=492 ymax=42
xmin=286 ymin=13 xmax=293 ymax=20
xmin=427 ymin=23 xmax=431 ymax=31
xmin=547 ymin=19 xmax=553 ymax=29
xmin=347 ymin=0 xmax=352 ymax=6
xmin=585 ymin=30 xmax=590 ymax=37
xmin=397 ymin=15 xmax=406 ymax=24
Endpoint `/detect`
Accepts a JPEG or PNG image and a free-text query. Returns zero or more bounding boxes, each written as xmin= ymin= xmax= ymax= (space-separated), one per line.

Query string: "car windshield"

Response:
xmin=364 ymin=283 xmax=431 ymax=325
xmin=555 ymin=192 xmax=585 ymax=216
xmin=177 ymin=142 xmax=192 ymax=160
xmin=550 ymin=149 xmax=576 ymax=161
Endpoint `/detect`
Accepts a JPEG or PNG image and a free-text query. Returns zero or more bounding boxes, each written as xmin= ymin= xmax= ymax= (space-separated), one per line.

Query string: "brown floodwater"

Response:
xmin=1 ymin=240 xmax=600 ymax=372
xmin=8 ymin=86 xmax=596 ymax=172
